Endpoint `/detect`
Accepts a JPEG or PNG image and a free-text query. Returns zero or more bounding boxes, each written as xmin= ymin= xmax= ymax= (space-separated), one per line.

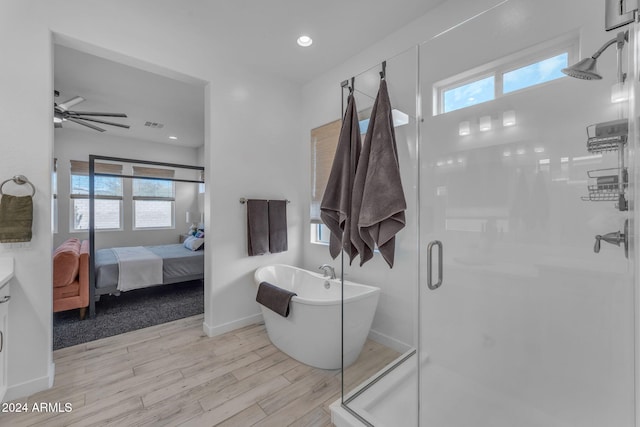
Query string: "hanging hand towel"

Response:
xmin=0 ymin=194 xmax=33 ymax=243
xmin=351 ymin=79 xmax=406 ymax=268
xmin=247 ymin=199 xmax=269 ymax=256
xmin=256 ymin=281 xmax=297 ymax=317
xmin=320 ymin=92 xmax=362 ymax=262
xmin=268 ymin=200 xmax=288 ymax=253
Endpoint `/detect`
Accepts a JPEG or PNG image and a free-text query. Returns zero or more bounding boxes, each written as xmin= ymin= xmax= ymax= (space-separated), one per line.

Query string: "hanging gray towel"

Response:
xmin=247 ymin=199 xmax=269 ymax=256
xmin=268 ymin=200 xmax=288 ymax=253
xmin=0 ymin=194 xmax=33 ymax=243
xmin=320 ymin=92 xmax=362 ymax=262
xmin=351 ymin=79 xmax=406 ymax=268
xmin=256 ymin=281 xmax=297 ymax=317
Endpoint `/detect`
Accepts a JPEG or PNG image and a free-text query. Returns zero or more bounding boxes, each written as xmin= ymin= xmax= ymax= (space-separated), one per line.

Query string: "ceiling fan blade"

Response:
xmin=71 ymin=116 xmax=130 ymax=129
xmin=67 ymin=117 xmax=106 ymax=132
xmin=67 ymin=111 xmax=128 ymax=118
xmin=57 ymin=96 xmax=85 ymax=111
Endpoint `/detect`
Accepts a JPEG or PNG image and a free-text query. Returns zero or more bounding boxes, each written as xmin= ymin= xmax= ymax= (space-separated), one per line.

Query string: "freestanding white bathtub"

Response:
xmin=254 ymin=264 xmax=380 ymax=370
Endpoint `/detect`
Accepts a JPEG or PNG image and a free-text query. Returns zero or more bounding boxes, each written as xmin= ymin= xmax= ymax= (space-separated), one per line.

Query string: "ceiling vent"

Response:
xmin=144 ymin=121 xmax=164 ymax=129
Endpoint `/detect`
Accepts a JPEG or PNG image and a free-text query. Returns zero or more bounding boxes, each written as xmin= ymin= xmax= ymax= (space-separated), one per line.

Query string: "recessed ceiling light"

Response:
xmin=169 ymin=136 xmax=178 ymax=140
xmin=297 ymin=35 xmax=313 ymax=47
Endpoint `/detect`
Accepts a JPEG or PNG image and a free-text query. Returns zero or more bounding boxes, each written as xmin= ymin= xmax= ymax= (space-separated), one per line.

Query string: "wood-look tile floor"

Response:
xmin=1 ymin=314 xmax=399 ymax=427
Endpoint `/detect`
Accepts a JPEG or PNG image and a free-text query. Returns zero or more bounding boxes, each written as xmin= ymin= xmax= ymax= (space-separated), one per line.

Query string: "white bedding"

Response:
xmin=112 ymin=246 xmax=163 ymax=292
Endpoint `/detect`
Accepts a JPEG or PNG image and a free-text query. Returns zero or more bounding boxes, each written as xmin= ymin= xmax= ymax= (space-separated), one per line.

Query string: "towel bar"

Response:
xmin=0 ymin=175 xmax=36 ymax=197
xmin=239 ymin=197 xmax=290 ymax=204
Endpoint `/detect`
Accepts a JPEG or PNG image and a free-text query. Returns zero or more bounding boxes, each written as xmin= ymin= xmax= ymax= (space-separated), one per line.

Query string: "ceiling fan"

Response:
xmin=54 ymin=90 xmax=130 ymax=132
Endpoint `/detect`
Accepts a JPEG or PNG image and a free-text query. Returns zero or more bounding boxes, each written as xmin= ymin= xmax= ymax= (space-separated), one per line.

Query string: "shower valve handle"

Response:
xmin=594 ymin=231 xmax=624 ymax=253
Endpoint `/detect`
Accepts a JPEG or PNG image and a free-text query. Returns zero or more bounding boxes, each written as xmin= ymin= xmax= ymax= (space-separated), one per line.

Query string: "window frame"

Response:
xmin=439 ymin=72 xmax=497 ymax=114
xmin=69 ymin=198 xmax=123 ymax=232
xmin=310 ymin=223 xmax=331 ymax=246
xmin=131 ymin=177 xmax=176 ymax=230
xmin=433 ymin=34 xmax=578 ymax=115
xmin=69 ymin=171 xmax=124 ymax=232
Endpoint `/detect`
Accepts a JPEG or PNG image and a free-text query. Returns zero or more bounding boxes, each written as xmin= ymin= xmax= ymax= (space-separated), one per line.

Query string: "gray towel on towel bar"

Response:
xmin=351 ymin=79 xmax=406 ymax=268
xmin=256 ymin=281 xmax=296 ymax=317
xmin=320 ymin=92 xmax=362 ymax=262
xmin=268 ymin=200 xmax=288 ymax=253
xmin=0 ymin=194 xmax=33 ymax=243
xmin=247 ymin=199 xmax=269 ymax=256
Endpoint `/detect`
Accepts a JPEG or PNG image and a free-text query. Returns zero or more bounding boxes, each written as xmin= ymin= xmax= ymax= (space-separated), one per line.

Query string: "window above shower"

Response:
xmin=434 ymin=33 xmax=578 ymax=115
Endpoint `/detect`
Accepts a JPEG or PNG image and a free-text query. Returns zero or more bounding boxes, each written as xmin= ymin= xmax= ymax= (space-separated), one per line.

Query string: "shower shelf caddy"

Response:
xmin=581 ymin=119 xmax=628 ymax=211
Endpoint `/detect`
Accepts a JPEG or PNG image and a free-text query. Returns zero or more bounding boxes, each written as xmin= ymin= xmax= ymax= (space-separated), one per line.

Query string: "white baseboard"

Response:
xmin=5 ymin=365 xmax=55 ymax=402
xmin=368 ymin=329 xmax=412 ymax=354
xmin=203 ymin=313 xmax=263 ymax=337
xmin=48 ymin=362 xmax=55 ymax=388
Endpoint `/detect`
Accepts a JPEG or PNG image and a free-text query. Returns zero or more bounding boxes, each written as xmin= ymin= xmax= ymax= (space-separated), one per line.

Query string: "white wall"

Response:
xmin=0 ymin=0 xmax=303 ymax=400
xmin=54 ymin=129 xmax=200 ymax=249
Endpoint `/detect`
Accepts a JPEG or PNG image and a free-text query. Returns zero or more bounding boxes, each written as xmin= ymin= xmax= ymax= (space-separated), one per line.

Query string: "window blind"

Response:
xmin=69 ymin=160 xmax=123 ymax=199
xmin=132 ymin=166 xmax=175 ymax=201
xmin=70 ymin=160 xmax=123 ymax=175
xmin=310 ymin=119 xmax=341 ymax=223
xmin=132 ymin=166 xmax=175 ymax=179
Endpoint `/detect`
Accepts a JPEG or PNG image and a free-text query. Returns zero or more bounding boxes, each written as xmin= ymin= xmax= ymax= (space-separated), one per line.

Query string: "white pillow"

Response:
xmin=183 ymin=236 xmax=204 ymax=251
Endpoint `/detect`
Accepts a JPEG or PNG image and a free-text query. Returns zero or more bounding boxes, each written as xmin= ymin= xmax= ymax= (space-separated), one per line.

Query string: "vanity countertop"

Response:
xmin=0 ymin=257 xmax=13 ymax=290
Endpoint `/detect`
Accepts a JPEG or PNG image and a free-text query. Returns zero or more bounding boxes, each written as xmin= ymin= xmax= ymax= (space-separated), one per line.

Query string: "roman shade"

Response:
xmin=70 ymin=160 xmax=123 ymax=175
xmin=69 ymin=160 xmax=123 ymax=200
xmin=310 ymin=119 xmax=341 ymax=223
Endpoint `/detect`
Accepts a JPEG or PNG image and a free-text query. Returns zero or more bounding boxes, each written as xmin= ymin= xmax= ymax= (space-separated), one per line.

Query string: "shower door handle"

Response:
xmin=427 ymin=240 xmax=443 ymax=290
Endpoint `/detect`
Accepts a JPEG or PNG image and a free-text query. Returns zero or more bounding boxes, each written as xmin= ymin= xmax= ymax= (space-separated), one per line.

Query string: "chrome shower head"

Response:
xmin=561 ymin=57 xmax=602 ymax=80
xmin=562 ymin=31 xmax=627 ymax=81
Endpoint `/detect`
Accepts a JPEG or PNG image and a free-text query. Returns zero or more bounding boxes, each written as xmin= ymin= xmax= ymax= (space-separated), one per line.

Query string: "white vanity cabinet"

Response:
xmin=0 ymin=258 xmax=13 ymax=403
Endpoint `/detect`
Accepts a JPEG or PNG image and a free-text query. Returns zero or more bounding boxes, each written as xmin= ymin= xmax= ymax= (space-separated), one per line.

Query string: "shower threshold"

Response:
xmin=331 ymin=349 xmax=419 ymax=427
xmin=331 ymin=351 xmax=572 ymax=427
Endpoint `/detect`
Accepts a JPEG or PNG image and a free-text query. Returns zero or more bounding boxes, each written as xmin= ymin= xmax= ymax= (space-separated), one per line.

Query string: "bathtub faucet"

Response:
xmin=318 ymin=264 xmax=336 ymax=279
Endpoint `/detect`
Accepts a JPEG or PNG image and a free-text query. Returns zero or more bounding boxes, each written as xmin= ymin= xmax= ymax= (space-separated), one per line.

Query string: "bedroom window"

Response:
xmin=132 ymin=166 xmax=175 ymax=229
xmin=69 ymin=160 xmax=123 ymax=231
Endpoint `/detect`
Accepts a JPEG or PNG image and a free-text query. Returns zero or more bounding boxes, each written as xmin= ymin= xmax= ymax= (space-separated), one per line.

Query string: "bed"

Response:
xmin=94 ymin=243 xmax=204 ymax=300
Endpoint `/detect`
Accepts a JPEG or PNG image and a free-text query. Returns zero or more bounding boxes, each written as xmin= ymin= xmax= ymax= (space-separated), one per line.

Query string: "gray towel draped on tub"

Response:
xmin=247 ymin=199 xmax=269 ymax=256
xmin=351 ymin=79 xmax=406 ymax=268
xmin=0 ymin=194 xmax=33 ymax=243
xmin=320 ymin=92 xmax=362 ymax=262
xmin=256 ymin=281 xmax=297 ymax=317
xmin=268 ymin=200 xmax=288 ymax=253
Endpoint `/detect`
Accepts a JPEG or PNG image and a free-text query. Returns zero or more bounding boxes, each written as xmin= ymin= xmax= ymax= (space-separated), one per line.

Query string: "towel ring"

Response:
xmin=0 ymin=175 xmax=36 ymax=197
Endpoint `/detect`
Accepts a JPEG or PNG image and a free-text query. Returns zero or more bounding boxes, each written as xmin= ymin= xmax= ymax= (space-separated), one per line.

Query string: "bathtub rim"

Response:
xmin=254 ymin=264 xmax=380 ymax=306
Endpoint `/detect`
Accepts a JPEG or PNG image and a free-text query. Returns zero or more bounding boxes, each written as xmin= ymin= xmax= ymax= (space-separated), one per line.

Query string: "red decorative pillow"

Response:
xmin=53 ymin=238 xmax=81 ymax=288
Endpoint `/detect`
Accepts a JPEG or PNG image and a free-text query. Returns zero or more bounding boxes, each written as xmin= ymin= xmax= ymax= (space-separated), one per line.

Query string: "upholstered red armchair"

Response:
xmin=53 ymin=238 xmax=89 ymax=319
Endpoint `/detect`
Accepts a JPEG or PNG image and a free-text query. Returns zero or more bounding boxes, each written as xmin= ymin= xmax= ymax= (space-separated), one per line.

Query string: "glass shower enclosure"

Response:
xmin=338 ymin=1 xmax=637 ymax=426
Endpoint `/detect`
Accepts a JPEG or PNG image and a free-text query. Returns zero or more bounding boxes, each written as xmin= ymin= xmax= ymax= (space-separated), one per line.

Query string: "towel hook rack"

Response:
xmin=239 ymin=197 xmax=290 ymax=204
xmin=0 ymin=175 xmax=36 ymax=197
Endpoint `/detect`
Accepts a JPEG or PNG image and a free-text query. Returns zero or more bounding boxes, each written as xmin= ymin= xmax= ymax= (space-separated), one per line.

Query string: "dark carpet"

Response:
xmin=53 ymin=280 xmax=204 ymax=350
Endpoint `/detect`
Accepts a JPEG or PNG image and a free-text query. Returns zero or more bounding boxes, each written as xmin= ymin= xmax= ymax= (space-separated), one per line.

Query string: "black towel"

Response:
xmin=247 ymin=199 xmax=269 ymax=256
xmin=256 ymin=281 xmax=297 ymax=317
xmin=320 ymin=92 xmax=362 ymax=262
xmin=268 ymin=200 xmax=288 ymax=253
xmin=351 ymin=79 xmax=406 ymax=268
